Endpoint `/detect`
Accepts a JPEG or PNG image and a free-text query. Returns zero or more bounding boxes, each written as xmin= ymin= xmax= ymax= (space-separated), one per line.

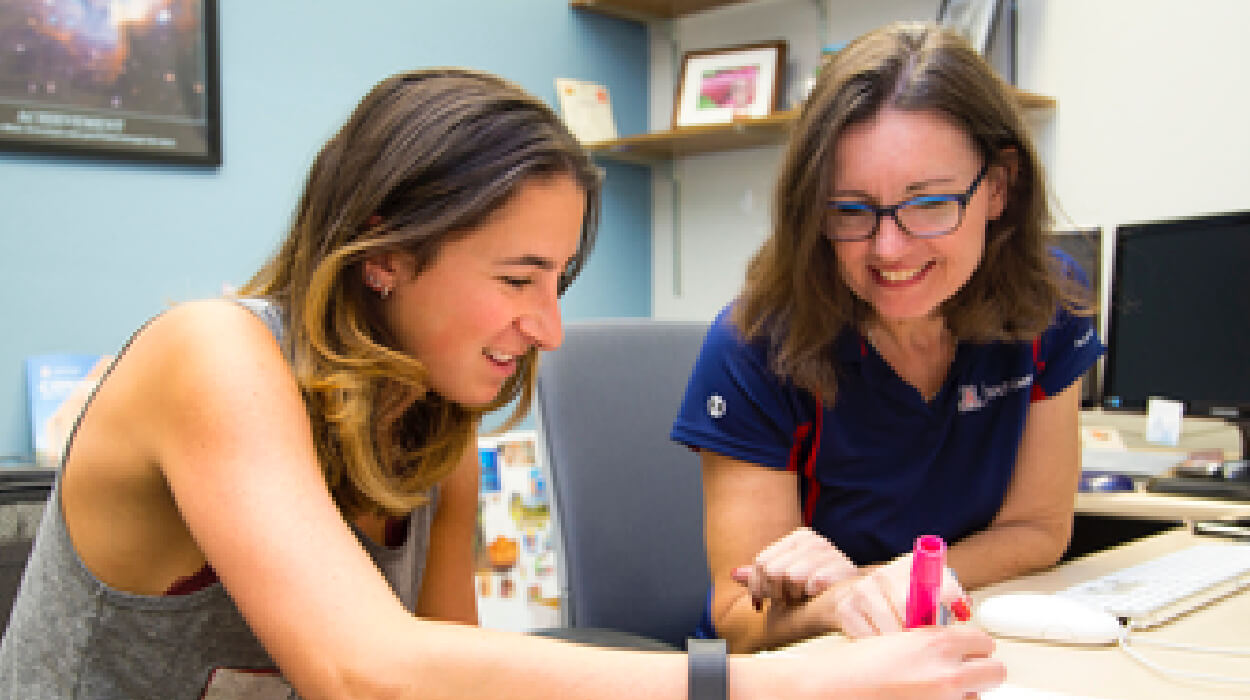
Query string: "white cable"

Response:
xmin=1117 ymin=631 xmax=1250 ymax=686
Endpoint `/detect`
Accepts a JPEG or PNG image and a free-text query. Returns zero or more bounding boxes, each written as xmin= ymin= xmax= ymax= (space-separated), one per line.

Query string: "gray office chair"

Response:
xmin=536 ymin=319 xmax=711 ymax=650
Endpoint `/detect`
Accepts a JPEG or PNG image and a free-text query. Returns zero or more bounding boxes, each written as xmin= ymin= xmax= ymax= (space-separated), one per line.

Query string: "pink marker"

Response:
xmin=905 ymin=534 xmax=946 ymax=629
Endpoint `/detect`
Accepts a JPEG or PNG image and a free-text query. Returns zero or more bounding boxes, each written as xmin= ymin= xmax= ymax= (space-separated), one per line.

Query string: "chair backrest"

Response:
xmin=536 ymin=319 xmax=710 ymax=648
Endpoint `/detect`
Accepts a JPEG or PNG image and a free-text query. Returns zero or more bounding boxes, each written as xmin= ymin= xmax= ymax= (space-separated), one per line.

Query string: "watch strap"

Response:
xmin=687 ymin=637 xmax=728 ymax=700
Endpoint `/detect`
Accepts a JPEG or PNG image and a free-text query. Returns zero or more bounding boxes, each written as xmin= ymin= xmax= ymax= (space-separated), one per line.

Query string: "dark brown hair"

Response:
xmin=735 ymin=21 xmax=1087 ymax=403
xmin=241 ymin=68 xmax=601 ymax=515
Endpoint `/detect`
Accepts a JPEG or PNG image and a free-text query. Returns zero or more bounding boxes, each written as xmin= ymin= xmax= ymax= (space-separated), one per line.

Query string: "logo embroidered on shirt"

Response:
xmin=1074 ymin=327 xmax=1094 ymax=348
xmin=957 ymin=374 xmax=1033 ymax=413
xmin=707 ymin=393 xmax=727 ymax=419
xmin=958 ymin=385 xmax=984 ymax=412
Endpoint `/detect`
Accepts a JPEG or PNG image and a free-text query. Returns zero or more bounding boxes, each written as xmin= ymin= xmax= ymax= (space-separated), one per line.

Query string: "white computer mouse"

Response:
xmin=975 ymin=593 xmax=1124 ymax=645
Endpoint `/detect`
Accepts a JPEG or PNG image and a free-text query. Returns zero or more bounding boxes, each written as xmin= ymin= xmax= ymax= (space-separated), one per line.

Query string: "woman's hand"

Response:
xmin=821 ymin=554 xmax=969 ymax=638
xmin=731 ymin=527 xmax=858 ymax=609
xmin=747 ymin=625 xmax=1004 ymax=699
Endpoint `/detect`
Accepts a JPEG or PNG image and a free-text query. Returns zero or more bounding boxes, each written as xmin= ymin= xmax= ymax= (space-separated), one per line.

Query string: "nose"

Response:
xmin=517 ymin=288 xmax=563 ymax=351
xmin=871 ymin=212 xmax=910 ymax=259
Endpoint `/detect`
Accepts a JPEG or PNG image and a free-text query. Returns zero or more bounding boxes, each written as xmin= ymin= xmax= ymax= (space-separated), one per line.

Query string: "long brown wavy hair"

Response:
xmin=240 ymin=69 xmax=601 ymax=515
xmin=735 ymin=21 xmax=1088 ymax=404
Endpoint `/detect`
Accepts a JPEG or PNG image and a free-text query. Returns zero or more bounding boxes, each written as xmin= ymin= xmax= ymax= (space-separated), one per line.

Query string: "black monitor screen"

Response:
xmin=1047 ymin=229 xmax=1102 ymax=406
xmin=1103 ymin=211 xmax=1250 ymax=418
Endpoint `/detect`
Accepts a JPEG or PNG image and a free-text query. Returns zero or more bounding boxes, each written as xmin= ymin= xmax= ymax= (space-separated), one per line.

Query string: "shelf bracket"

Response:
xmin=661 ymin=161 xmax=682 ymax=298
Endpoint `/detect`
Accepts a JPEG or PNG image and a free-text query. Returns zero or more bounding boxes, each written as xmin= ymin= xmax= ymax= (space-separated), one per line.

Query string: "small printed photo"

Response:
xmin=499 ymin=576 xmax=515 ymax=599
xmin=498 ymin=439 xmax=535 ymax=469
xmin=534 ymin=551 xmax=554 ymax=578
xmin=508 ymin=492 xmax=549 ymax=528
xmin=486 ymin=535 xmax=519 ymax=571
xmin=476 ymin=572 xmax=492 ymax=598
xmin=527 ymin=465 xmax=548 ymax=502
xmin=478 ymin=447 xmax=501 ymax=493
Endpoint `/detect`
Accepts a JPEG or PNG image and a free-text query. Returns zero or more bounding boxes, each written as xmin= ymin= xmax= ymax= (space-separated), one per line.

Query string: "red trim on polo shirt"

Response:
xmin=1030 ymin=336 xmax=1048 ymax=402
xmin=801 ymin=409 xmax=824 ymax=527
xmin=785 ymin=423 xmax=811 ymax=473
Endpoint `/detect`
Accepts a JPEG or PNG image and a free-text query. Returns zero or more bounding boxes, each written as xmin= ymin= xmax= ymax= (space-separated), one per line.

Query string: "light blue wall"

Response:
xmin=0 ymin=1 xmax=651 ymax=460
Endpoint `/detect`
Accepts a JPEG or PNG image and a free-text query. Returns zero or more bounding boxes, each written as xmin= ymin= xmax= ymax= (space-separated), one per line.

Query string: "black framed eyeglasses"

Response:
xmin=824 ymin=162 xmax=991 ymax=242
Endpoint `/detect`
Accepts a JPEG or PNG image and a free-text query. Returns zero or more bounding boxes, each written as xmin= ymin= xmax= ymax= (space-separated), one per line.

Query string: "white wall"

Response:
xmin=1018 ymin=0 xmax=1250 ymax=228
xmin=649 ymin=0 xmax=1250 ymax=321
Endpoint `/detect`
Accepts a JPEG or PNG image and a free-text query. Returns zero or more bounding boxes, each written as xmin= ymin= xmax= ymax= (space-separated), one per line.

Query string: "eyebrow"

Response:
xmin=832 ymin=177 xmax=959 ymax=199
xmin=496 ymin=255 xmax=561 ymax=270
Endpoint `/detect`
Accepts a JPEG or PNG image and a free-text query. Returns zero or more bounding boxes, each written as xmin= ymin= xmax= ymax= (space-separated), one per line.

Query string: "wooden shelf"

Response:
xmin=585 ymin=110 xmax=794 ymax=163
xmin=586 ymin=89 xmax=1057 ymax=163
xmin=570 ymin=0 xmax=749 ymax=21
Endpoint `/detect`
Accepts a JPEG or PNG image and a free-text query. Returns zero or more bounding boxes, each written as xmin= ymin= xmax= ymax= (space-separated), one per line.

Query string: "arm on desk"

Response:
xmin=949 ymin=383 xmax=1083 ymax=588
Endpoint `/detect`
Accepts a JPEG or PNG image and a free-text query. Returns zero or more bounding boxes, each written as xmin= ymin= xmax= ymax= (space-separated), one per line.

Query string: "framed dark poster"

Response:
xmin=0 ymin=0 xmax=220 ymax=165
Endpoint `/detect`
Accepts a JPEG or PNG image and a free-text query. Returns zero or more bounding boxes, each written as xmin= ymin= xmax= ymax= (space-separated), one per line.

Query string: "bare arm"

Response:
xmin=704 ymin=382 xmax=1081 ymax=648
xmin=127 ymin=301 xmax=693 ymax=699
xmin=703 ymin=452 xmax=855 ymax=653
xmin=946 ymin=380 xmax=1083 ymax=588
xmin=415 ymin=437 xmax=481 ymax=625
xmin=133 ymin=300 xmax=1001 ymax=699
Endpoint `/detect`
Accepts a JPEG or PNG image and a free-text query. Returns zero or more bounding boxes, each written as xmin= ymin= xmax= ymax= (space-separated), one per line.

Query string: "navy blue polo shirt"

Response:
xmin=672 ymin=274 xmax=1103 ymax=572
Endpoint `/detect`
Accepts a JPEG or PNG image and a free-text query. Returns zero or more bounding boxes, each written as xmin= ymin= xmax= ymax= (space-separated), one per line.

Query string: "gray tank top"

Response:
xmin=0 ymin=298 xmax=438 ymax=699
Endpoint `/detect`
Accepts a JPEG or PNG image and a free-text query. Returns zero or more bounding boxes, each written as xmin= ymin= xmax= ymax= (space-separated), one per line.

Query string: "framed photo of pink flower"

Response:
xmin=674 ymin=40 xmax=786 ymax=128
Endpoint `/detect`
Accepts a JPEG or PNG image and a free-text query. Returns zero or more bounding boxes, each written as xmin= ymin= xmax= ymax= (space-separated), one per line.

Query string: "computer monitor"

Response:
xmin=1047 ymin=228 xmax=1103 ymax=407
xmin=1102 ymin=210 xmax=1250 ymax=424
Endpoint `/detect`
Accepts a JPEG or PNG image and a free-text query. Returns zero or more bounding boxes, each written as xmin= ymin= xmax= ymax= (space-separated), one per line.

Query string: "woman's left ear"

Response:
xmin=987 ymin=147 xmax=1020 ymax=220
xmin=362 ymin=251 xmax=403 ymax=299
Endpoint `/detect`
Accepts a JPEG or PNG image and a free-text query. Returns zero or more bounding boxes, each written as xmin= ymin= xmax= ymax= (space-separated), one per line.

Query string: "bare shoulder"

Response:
xmin=136 ymin=298 xmax=284 ymax=368
xmin=127 ymin=299 xmax=292 ymax=396
xmin=65 ymin=299 xmax=290 ymax=450
xmin=93 ymin=299 xmax=306 ymax=467
xmin=60 ymin=299 xmax=306 ymax=594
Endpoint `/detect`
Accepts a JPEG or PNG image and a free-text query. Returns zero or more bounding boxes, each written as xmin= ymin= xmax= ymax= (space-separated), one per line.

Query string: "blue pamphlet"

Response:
xmin=25 ymin=354 xmax=108 ymax=468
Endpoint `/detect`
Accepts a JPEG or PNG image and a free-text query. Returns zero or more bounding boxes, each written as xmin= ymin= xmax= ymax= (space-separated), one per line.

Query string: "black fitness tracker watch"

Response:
xmin=687 ymin=638 xmax=728 ymax=700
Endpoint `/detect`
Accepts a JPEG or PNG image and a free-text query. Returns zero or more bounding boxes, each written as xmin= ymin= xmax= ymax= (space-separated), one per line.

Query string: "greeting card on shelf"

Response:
xmin=555 ymin=78 xmax=619 ymax=145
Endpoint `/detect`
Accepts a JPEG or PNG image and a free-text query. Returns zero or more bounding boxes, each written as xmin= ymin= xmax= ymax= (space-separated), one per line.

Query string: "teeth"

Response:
xmin=486 ymin=351 xmax=516 ymax=363
xmin=877 ymin=266 xmax=925 ymax=282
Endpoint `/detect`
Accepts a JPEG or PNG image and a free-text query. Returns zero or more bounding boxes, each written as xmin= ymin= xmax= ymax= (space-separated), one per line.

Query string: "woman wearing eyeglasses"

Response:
xmin=672 ymin=21 xmax=1102 ymax=653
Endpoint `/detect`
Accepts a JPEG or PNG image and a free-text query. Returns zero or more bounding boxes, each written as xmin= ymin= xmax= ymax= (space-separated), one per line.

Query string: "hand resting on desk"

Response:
xmin=757 ymin=625 xmax=1006 ymax=698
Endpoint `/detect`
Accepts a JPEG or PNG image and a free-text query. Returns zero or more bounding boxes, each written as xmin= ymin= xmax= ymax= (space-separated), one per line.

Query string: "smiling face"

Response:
xmin=366 ymin=174 xmax=585 ymax=408
xmin=830 ymin=108 xmax=1007 ymax=323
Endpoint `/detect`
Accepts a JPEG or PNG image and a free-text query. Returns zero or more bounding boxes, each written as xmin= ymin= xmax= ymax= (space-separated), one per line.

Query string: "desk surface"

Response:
xmin=1075 ymin=490 xmax=1250 ymax=522
xmin=975 ymin=529 xmax=1250 ymax=699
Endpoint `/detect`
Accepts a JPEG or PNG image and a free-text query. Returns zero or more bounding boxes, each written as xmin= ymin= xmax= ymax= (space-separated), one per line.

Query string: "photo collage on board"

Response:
xmin=474 ymin=431 xmax=561 ymax=631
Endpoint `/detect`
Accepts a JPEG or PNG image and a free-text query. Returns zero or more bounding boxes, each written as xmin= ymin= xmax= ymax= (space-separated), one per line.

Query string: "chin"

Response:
xmin=458 ymin=384 xmax=513 ymax=410
xmin=871 ymin=300 xmax=938 ymax=321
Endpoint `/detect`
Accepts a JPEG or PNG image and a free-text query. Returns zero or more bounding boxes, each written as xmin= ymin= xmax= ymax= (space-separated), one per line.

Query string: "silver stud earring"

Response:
xmin=380 ymin=286 xmax=391 ymax=299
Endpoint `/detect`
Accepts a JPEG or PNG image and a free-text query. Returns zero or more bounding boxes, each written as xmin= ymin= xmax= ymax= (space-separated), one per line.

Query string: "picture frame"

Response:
xmin=0 ymin=0 xmax=221 ymax=166
xmin=937 ymin=0 xmax=1000 ymax=55
xmin=673 ymin=40 xmax=786 ymax=129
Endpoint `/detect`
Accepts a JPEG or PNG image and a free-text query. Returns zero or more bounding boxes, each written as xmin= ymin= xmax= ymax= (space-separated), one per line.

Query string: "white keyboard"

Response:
xmin=1057 ymin=543 xmax=1250 ymax=628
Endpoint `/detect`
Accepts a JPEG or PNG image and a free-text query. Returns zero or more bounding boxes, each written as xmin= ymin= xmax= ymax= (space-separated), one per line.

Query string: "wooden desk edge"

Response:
xmin=1076 ymin=491 xmax=1250 ymax=521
